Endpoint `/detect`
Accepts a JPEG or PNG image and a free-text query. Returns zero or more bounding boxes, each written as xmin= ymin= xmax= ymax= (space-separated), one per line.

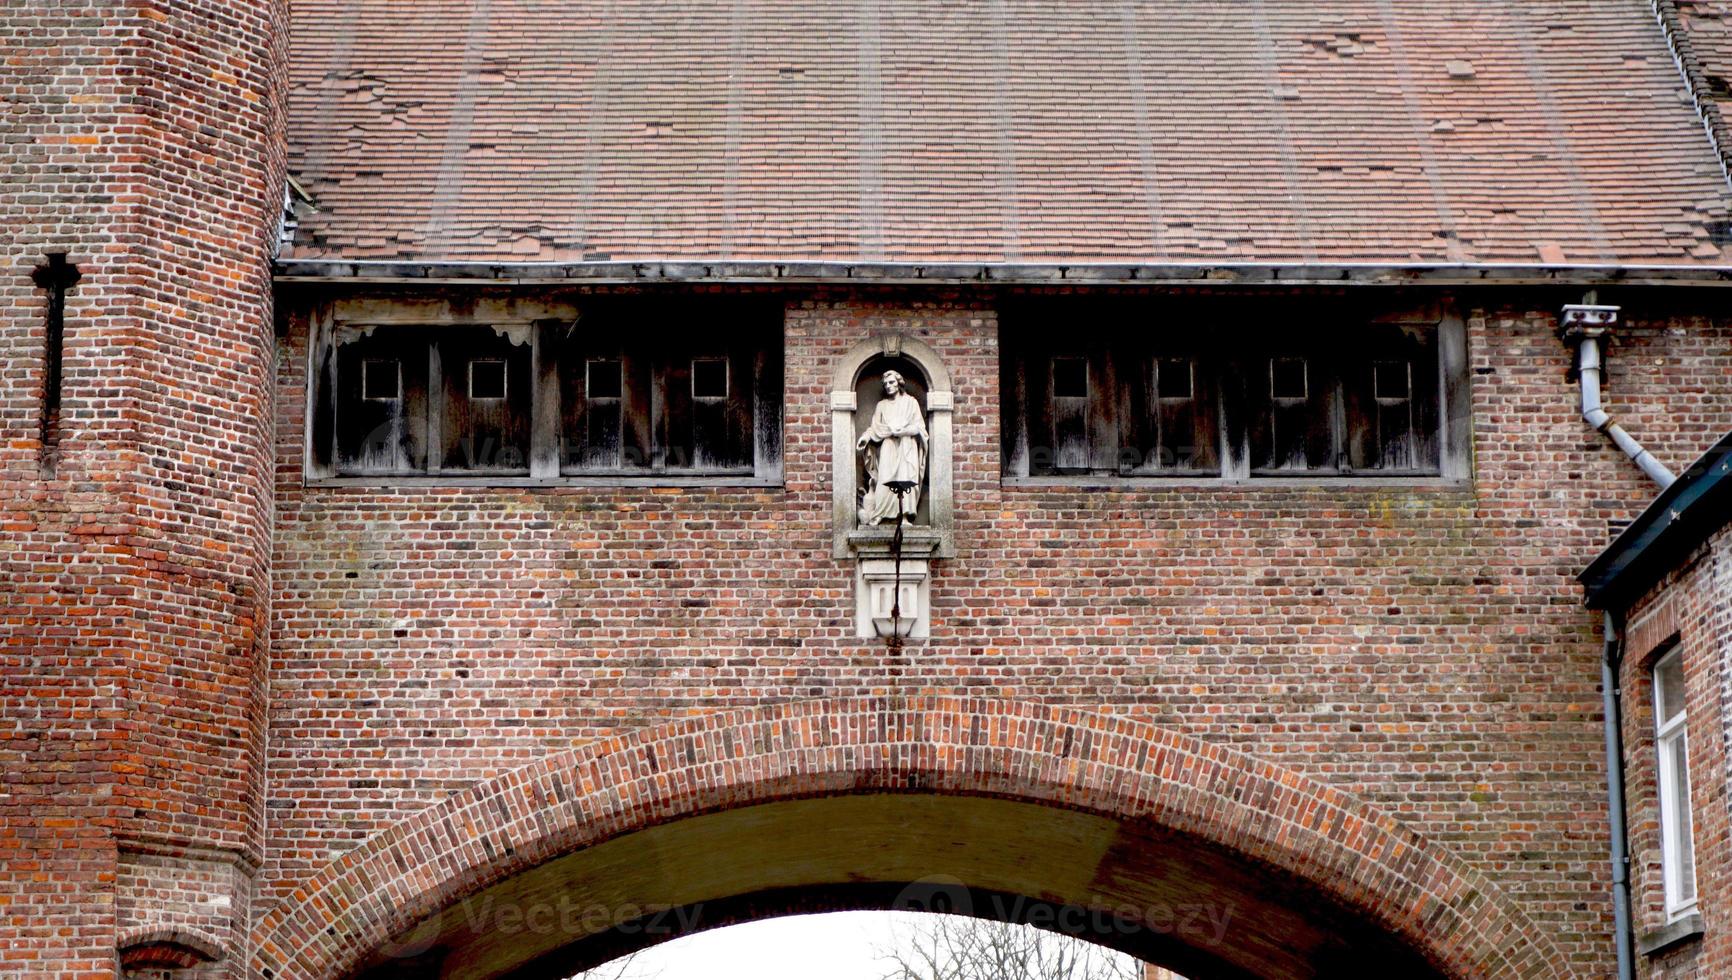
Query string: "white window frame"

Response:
xmin=1654 ymin=647 xmax=1698 ymax=920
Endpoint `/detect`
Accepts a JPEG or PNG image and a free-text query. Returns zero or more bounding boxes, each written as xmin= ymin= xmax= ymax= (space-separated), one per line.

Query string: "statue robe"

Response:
xmin=859 ymin=391 xmax=928 ymax=525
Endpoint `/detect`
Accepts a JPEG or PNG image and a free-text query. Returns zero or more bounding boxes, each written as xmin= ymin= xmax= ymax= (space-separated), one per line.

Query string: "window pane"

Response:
xmin=1656 ymin=652 xmax=1686 ymax=724
xmin=1373 ymin=360 xmax=1410 ymax=400
xmin=362 ymin=359 xmax=400 ymax=401
xmin=1124 ymin=352 xmax=1216 ymax=475
xmin=587 ymin=359 xmax=623 ymax=400
xmin=1043 ymin=355 xmax=1092 ymax=472
xmin=1270 ymin=358 xmax=1308 ymax=400
xmin=1052 ymin=357 xmax=1088 ymax=399
xmin=1252 ymin=356 xmax=1334 ymax=472
xmin=1671 ymin=733 xmax=1697 ymax=905
xmin=468 ymin=359 xmax=507 ymax=400
xmin=1343 ymin=326 xmax=1439 ymax=474
xmin=666 ymin=350 xmax=752 ymax=472
xmin=692 ymin=357 xmax=729 ymax=400
xmin=1156 ymin=357 xmax=1193 ymax=400
xmin=557 ymin=306 xmax=776 ymax=476
xmin=999 ymin=307 xmax=1446 ymax=481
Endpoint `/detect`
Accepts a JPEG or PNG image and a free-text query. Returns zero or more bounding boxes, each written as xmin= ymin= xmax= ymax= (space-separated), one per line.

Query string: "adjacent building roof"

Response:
xmin=284 ymin=0 xmax=1732 ymax=268
xmin=1581 ymin=430 xmax=1732 ymax=611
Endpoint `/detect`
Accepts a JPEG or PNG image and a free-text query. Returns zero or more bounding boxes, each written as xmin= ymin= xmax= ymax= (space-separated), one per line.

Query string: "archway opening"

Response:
xmin=350 ymin=793 xmax=1442 ymax=980
xmin=572 ymin=909 xmax=1156 ymax=980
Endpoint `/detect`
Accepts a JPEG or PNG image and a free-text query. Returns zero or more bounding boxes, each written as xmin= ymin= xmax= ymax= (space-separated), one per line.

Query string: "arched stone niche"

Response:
xmin=830 ymin=334 xmax=955 ymax=560
xmin=832 ymin=334 xmax=954 ymax=641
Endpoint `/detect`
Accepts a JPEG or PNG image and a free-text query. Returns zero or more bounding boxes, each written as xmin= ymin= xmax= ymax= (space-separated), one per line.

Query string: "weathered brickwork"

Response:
xmin=1621 ymin=523 xmax=1732 ymax=978
xmin=0 ymin=0 xmax=288 ymax=975
xmin=116 ymin=849 xmax=253 ymax=979
xmin=255 ymin=286 xmax=1732 ymax=976
xmin=250 ymin=697 xmax=1570 ymax=979
xmin=6 ymin=4 xmax=1732 ymax=975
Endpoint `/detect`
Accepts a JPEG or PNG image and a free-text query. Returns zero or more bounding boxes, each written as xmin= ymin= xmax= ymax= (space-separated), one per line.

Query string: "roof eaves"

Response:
xmin=1581 ymin=431 xmax=1732 ymax=610
xmin=272 ymin=259 xmax=1732 ymax=288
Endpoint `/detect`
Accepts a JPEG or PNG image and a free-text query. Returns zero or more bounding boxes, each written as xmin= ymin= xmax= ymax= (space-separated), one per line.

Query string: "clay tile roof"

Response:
xmin=1671 ymin=1 xmax=1732 ymax=171
xmin=284 ymin=0 xmax=1732 ymax=268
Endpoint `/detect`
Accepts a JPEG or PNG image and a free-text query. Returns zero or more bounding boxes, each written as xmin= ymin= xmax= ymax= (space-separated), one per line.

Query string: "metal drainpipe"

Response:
xmin=1601 ymin=609 xmax=1636 ymax=980
xmin=1561 ymin=299 xmax=1652 ymax=977
xmin=1561 ymin=302 xmax=1678 ymax=489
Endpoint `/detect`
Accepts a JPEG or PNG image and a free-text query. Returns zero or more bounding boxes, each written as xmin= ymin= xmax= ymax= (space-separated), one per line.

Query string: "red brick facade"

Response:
xmin=6 ymin=2 xmax=1732 ymax=978
xmin=250 ymin=696 xmax=1568 ymax=979
xmin=241 ymin=287 xmax=1730 ymax=978
xmin=0 ymin=0 xmax=288 ymax=975
xmin=1617 ymin=522 xmax=1732 ymax=977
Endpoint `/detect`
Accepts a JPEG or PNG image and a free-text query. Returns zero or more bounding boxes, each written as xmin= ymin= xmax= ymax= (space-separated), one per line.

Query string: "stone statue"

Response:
xmin=856 ymin=370 xmax=928 ymax=526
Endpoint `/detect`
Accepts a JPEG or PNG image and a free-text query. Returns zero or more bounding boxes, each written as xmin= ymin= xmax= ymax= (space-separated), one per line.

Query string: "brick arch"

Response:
xmin=118 ymin=925 xmax=225 ymax=971
xmin=250 ymin=697 xmax=1572 ymax=979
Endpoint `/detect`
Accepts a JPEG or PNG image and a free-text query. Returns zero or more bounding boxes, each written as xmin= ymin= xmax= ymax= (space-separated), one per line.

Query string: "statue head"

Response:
xmin=881 ymin=370 xmax=904 ymax=396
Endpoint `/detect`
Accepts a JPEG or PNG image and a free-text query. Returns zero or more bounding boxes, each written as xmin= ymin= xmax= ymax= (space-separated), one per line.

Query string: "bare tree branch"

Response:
xmin=569 ymin=951 xmax=657 ymax=980
xmin=875 ymin=914 xmax=1149 ymax=980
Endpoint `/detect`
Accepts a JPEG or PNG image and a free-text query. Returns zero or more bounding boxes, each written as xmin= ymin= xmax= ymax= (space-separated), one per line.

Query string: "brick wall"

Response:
xmin=3 ymin=4 xmax=1727 ymax=975
xmin=1621 ymin=522 xmax=1732 ymax=978
xmin=262 ymin=285 xmax=1732 ymax=976
xmin=0 ymin=0 xmax=286 ymax=975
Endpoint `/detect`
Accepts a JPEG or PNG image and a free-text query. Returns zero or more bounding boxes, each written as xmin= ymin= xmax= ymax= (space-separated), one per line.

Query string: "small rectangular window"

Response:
xmin=1270 ymin=358 xmax=1308 ymax=401
xmin=1052 ymin=357 xmax=1088 ymax=399
xmin=692 ymin=357 xmax=729 ymax=400
xmin=1373 ymin=360 xmax=1410 ymax=401
xmin=1654 ymin=648 xmax=1698 ymax=920
xmin=587 ymin=359 xmax=622 ymax=400
xmin=1156 ymin=357 xmax=1193 ymax=400
xmin=362 ymin=359 xmax=401 ymax=401
xmin=468 ymin=359 xmax=507 ymax=400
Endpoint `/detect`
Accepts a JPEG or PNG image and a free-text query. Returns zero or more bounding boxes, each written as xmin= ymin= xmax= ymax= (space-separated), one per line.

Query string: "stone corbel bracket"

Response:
xmin=830 ymin=334 xmax=955 ymax=560
xmin=848 ymin=526 xmax=941 ymax=639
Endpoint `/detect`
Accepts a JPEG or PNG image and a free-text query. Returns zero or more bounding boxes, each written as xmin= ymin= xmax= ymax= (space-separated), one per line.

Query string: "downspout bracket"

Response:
xmin=1560 ymin=304 xmax=1620 ymax=341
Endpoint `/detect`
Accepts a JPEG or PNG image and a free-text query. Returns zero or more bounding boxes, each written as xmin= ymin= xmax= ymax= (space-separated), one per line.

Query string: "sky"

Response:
xmin=584 ymin=911 xmax=1148 ymax=980
xmin=592 ymin=911 xmax=914 ymax=980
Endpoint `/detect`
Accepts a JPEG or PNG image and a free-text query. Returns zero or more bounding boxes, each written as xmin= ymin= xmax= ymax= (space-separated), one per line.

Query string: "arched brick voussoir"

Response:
xmin=250 ymin=697 xmax=1574 ymax=980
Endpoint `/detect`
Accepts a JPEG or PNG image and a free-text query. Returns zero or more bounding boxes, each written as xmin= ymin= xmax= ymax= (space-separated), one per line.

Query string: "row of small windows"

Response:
xmin=361 ymin=358 xmax=510 ymax=402
xmin=360 ymin=356 xmax=731 ymax=406
xmin=308 ymin=303 xmax=1457 ymax=483
xmin=308 ymin=300 xmax=782 ymax=480
xmin=1050 ymin=355 xmax=1418 ymax=403
xmin=1001 ymin=308 xmax=1445 ymax=480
